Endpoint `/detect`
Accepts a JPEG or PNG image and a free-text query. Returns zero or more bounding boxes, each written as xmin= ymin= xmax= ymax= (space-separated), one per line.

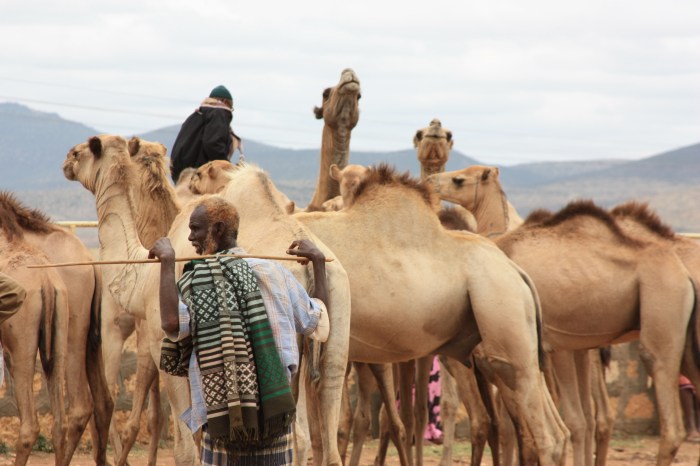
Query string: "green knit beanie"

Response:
xmin=209 ymin=85 xmax=232 ymax=101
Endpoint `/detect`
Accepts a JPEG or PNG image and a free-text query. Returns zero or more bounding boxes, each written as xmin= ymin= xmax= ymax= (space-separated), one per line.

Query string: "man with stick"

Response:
xmin=149 ymin=196 xmax=329 ymax=465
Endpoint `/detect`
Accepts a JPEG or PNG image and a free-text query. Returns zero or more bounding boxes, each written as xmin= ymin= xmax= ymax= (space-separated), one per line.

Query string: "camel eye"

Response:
xmin=72 ymin=151 xmax=79 ymax=158
xmin=453 ymin=177 xmax=465 ymax=187
xmin=322 ymin=88 xmax=331 ymax=100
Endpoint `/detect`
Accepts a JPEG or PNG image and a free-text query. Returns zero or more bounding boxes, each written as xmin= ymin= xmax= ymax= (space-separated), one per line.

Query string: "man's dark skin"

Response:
xmin=149 ymin=204 xmax=329 ymax=335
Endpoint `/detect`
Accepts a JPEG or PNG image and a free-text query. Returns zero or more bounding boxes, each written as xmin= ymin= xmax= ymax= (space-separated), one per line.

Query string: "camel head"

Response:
xmin=426 ymin=165 xmax=500 ymax=211
xmin=313 ymin=68 xmax=361 ymax=131
xmin=321 ymin=196 xmax=344 ymax=212
xmin=63 ymin=135 xmax=130 ymax=194
xmin=189 ymin=159 xmax=237 ymax=195
xmin=329 ymin=163 xmax=370 ymax=208
xmin=414 ymin=119 xmax=453 ymax=177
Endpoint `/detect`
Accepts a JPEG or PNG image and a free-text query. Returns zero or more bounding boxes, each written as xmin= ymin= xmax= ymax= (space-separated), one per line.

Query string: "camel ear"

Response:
xmin=285 ymin=201 xmax=296 ymax=214
xmin=481 ymin=168 xmax=491 ymax=181
xmin=88 ymin=137 xmax=102 ymax=158
xmin=313 ymin=105 xmax=323 ymax=119
xmin=493 ymin=167 xmax=500 ymax=177
xmin=413 ymin=130 xmax=424 ymax=147
xmin=206 ymin=162 xmax=218 ymax=179
xmin=127 ymin=137 xmax=140 ymax=157
xmin=445 ymin=131 xmax=452 ymax=142
xmin=329 ymin=164 xmax=342 ymax=181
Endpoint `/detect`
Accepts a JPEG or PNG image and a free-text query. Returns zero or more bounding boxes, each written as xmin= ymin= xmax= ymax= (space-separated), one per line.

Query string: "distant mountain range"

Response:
xmin=2 ymin=102 xmax=699 ymax=233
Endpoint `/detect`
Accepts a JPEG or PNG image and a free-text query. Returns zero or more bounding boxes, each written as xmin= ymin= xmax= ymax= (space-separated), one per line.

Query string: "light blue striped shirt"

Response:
xmin=166 ymin=247 xmax=325 ymax=433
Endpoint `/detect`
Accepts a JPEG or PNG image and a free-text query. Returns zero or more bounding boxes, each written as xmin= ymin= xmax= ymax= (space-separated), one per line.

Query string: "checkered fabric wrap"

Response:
xmin=161 ymin=251 xmax=295 ymax=444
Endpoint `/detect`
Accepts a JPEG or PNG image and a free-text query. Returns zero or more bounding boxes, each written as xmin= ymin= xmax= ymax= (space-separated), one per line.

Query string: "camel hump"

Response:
xmin=0 ymin=191 xmax=56 ymax=241
xmin=610 ymin=201 xmax=676 ymax=239
xmin=533 ymin=199 xmax=641 ymax=247
xmin=353 ymin=163 xmax=436 ymax=208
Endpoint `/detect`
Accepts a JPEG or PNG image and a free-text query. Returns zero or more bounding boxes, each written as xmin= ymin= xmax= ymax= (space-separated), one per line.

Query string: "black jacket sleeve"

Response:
xmin=201 ymin=109 xmax=232 ymax=162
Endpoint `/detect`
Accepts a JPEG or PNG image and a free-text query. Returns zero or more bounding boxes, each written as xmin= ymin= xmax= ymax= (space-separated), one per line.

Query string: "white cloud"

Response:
xmin=0 ymin=0 xmax=698 ymax=164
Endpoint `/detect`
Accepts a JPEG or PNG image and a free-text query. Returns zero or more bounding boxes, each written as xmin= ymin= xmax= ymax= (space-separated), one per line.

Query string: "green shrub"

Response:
xmin=32 ymin=434 xmax=53 ymax=453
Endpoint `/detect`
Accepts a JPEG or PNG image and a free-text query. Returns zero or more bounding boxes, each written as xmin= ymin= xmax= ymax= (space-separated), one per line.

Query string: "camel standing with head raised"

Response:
xmin=63 ymin=135 xmax=198 ymax=465
xmin=0 ymin=193 xmax=113 ymax=465
xmin=0 ymin=204 xmax=70 ymax=465
xmin=306 ymin=68 xmax=361 ymax=211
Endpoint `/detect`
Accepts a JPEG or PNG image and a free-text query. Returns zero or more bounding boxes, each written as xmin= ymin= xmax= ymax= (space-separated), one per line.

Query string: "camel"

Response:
xmin=306 ymin=68 xmax=361 ymax=211
xmin=427 ymin=165 xmax=624 ymax=466
xmin=0 ymin=212 xmax=69 ymax=465
xmin=489 ymin=198 xmax=698 ymax=466
xmin=413 ymin=118 xmax=453 ymax=179
xmin=189 ymin=162 xmax=570 ymax=464
xmin=63 ymin=135 xmax=198 ymax=466
xmin=0 ymin=192 xmax=113 ymax=465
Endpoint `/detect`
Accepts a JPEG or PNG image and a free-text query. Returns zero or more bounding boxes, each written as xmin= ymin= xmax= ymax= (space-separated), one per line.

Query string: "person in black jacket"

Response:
xmin=170 ymin=85 xmax=241 ymax=183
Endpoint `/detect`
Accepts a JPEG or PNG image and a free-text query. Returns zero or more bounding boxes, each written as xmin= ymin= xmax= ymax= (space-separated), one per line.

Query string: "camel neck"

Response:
xmin=308 ymin=124 xmax=352 ymax=210
xmin=473 ymin=183 xmax=510 ymax=238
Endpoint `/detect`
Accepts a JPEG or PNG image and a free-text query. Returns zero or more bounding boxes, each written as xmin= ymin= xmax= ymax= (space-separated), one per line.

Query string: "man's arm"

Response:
xmin=287 ymin=239 xmax=328 ymax=306
xmin=148 ymin=238 xmax=180 ymax=334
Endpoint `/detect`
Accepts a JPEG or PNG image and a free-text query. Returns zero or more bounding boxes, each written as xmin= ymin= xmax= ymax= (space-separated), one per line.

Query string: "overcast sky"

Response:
xmin=1 ymin=0 xmax=698 ymax=165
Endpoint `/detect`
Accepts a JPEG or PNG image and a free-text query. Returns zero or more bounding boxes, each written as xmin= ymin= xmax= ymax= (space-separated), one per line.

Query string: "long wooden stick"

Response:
xmin=26 ymin=253 xmax=334 ymax=268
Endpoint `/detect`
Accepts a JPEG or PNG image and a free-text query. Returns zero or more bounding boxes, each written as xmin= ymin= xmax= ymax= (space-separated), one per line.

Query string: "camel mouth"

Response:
xmin=62 ymin=163 xmax=76 ymax=181
xmin=338 ymin=80 xmax=361 ymax=94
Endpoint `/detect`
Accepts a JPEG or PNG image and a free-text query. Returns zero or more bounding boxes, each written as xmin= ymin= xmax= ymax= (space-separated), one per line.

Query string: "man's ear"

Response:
xmin=212 ymin=221 xmax=226 ymax=243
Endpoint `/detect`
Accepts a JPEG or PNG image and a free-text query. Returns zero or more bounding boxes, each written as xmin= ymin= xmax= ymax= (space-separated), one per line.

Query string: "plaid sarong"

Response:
xmin=160 ymin=252 xmax=295 ymax=444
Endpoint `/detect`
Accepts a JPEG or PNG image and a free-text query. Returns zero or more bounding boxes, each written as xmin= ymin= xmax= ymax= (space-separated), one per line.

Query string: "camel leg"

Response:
xmin=370 ymin=363 xmax=410 ymax=466
xmin=294 ymin=364 xmax=312 ymax=466
xmin=117 ymin=319 xmax=161 ymax=466
xmin=398 ymin=361 xmax=416 ymax=465
xmin=160 ymin=372 xmax=199 ymax=465
xmin=337 ymin=363 xmax=354 ymax=462
xmin=2 ymin=332 xmax=41 ymax=466
xmin=348 ymin=363 xmax=376 ymax=466
xmin=550 ymin=350 xmax=593 ymax=466
xmin=437 ymin=357 xmax=459 ymax=466
xmin=62 ymin=303 xmax=97 ymax=465
xmin=414 ymin=356 xmax=432 ymax=466
xmin=47 ymin=289 xmax=69 ymax=465
xmin=145 ymin=376 xmax=164 ymax=465
xmin=590 ymin=349 xmax=614 ymax=466
xmin=100 ymin=293 xmax=136 ymax=464
xmin=376 ymin=404 xmax=391 ymax=466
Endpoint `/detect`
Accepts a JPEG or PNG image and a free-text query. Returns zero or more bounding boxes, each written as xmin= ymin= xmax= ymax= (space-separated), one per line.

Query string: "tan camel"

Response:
xmin=306 ymin=68 xmax=361 ymax=211
xmin=427 ymin=166 xmax=626 ymax=466
xmin=413 ymin=118 xmax=453 ymax=179
xmin=174 ymin=167 xmax=199 ymax=204
xmin=0 ymin=217 xmax=69 ymax=465
xmin=63 ymin=135 xmax=198 ymax=466
xmin=295 ymin=165 xmax=569 ymax=464
xmin=491 ymin=200 xmax=698 ymax=466
xmin=1 ymin=192 xmax=113 ymax=465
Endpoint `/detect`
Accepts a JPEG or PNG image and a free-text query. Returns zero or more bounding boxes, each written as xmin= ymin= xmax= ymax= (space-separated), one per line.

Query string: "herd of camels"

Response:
xmin=1 ymin=67 xmax=699 ymax=466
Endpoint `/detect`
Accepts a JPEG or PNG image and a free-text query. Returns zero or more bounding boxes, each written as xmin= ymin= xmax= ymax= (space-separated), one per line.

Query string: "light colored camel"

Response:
xmin=306 ymin=68 xmax=361 ymax=211
xmin=293 ymin=164 xmax=570 ymax=465
xmin=427 ymin=165 xmax=621 ymax=466
xmin=0 ymin=220 xmax=69 ymax=465
xmin=1 ymin=192 xmax=113 ymax=465
xmin=63 ymin=135 xmax=198 ymax=466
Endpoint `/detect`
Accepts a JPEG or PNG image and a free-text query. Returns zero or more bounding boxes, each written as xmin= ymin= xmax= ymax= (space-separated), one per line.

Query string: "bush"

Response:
xmin=32 ymin=434 xmax=53 ymax=453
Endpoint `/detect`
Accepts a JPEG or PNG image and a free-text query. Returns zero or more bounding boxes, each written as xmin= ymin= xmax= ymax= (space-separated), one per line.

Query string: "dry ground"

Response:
xmin=1 ymin=436 xmax=699 ymax=465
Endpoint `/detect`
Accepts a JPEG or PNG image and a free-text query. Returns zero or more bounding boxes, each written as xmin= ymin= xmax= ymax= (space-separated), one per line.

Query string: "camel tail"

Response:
xmin=511 ymin=261 xmax=547 ymax=371
xmin=88 ymin=267 xmax=103 ymax=350
xmin=689 ymin=278 xmax=700 ymax=369
xmin=38 ymin=287 xmax=56 ymax=376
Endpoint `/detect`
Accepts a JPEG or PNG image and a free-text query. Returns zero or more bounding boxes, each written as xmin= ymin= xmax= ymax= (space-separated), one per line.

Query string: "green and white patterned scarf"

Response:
xmin=160 ymin=251 xmax=295 ymax=444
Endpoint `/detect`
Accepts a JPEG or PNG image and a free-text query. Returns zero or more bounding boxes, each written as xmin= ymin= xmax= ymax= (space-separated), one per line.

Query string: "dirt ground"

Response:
xmin=1 ymin=436 xmax=699 ymax=465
